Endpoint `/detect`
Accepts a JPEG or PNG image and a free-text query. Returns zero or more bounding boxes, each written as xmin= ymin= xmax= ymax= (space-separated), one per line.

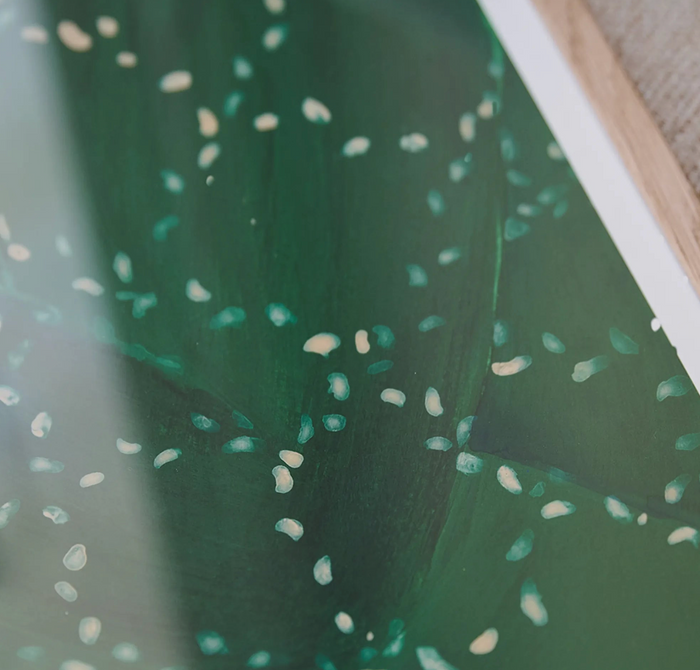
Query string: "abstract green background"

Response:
xmin=0 ymin=0 xmax=699 ymax=668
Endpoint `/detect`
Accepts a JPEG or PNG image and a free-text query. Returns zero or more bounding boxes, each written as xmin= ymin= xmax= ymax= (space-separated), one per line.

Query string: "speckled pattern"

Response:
xmin=0 ymin=1 xmax=700 ymax=669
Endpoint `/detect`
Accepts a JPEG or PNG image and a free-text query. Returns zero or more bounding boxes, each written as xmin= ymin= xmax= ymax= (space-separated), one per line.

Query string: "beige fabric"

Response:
xmin=586 ymin=0 xmax=700 ymax=194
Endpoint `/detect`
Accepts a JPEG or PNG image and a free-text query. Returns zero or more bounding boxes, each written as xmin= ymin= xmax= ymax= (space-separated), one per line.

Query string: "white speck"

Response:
xmin=457 ymin=416 xmax=476 ymax=446
xmin=96 ymin=16 xmax=119 ymax=38
xmin=210 ymin=306 xmax=246 ymax=329
xmin=542 ymin=332 xmax=566 ymax=354
xmin=79 ymin=617 xmax=102 ymax=645
xmin=416 ymin=647 xmax=457 ymax=670
xmin=665 ymin=474 xmax=691 ymax=504
xmin=406 ymin=264 xmax=428 ymax=287
xmin=637 ymin=513 xmax=648 ymax=526
xmin=116 ymin=438 xmax=142 ymax=455
xmin=335 ymin=611 xmax=354 ymax=634
xmin=56 ymin=234 xmax=72 ymax=256
xmin=0 ymin=386 xmax=20 ymax=406
xmin=8 ymin=339 xmax=30 ymax=370
xmin=21 ymin=25 xmax=49 ymax=43
xmin=384 ymin=630 xmax=406 ymax=658
xmin=197 ymin=631 xmax=227 ymax=655
xmin=342 ymin=136 xmax=370 ymax=157
xmin=72 ymin=277 xmax=104 ymax=296
xmin=154 ymin=448 xmax=181 ymax=469
xmin=116 ymin=51 xmax=138 ymax=68
xmin=31 ymin=411 xmax=52 ymax=438
xmin=247 ymin=650 xmax=272 ymax=668
xmin=43 ymin=506 xmax=70 ymax=524
xmin=520 ymin=579 xmax=548 ymax=626
xmin=29 ymin=457 xmax=64 ymax=473
xmin=222 ymin=436 xmax=260 ymax=453
xmin=425 ymin=437 xmax=452 ymax=451
xmin=546 ymin=141 xmax=564 ymax=160
xmin=651 ymin=317 xmax=661 ymax=332
xmin=506 ymin=529 xmax=534 ymax=561
xmin=302 ymin=97 xmax=332 ymax=124
xmin=492 ymin=356 xmax=531 ymax=376
xmin=418 ymin=315 xmax=445 ymax=332
xmin=18 ymin=648 xmax=45 ymax=662
xmin=191 ymin=412 xmax=220 ymax=433
xmin=327 ymin=373 xmax=350 ymax=401
xmin=303 ymin=332 xmax=340 ymax=357
xmin=79 ymin=472 xmax=104 ymax=488
xmin=61 ymin=662 xmax=95 ymax=670
xmin=541 ymin=500 xmax=576 ymax=519
xmin=197 ymin=107 xmax=219 ymax=137
xmin=63 ymin=544 xmax=87 ymax=571
xmin=186 ymin=278 xmax=211 ymax=302
xmin=57 ymin=21 xmax=92 ymax=52
xmin=437 ymin=247 xmax=461 ymax=266
xmin=399 ymin=133 xmax=429 ymax=153
xmin=323 ymin=414 xmax=346 ymax=432
xmin=456 ymin=451 xmax=483 ymax=475
xmin=604 ymin=496 xmax=633 ymax=523
xmin=254 ymin=113 xmax=279 ymax=131
xmin=7 ymin=243 xmax=30 ymax=261
xmin=112 ymin=642 xmax=140 ymax=662
xmin=497 ymin=465 xmax=522 ymax=494
xmin=449 ymin=156 xmax=471 ymax=182
xmin=381 ymin=388 xmax=406 ymax=407
xmin=459 ymin=112 xmax=476 ymax=141
xmin=668 ymin=526 xmax=698 ymax=546
xmin=367 ymin=631 xmax=374 ymax=641
xmin=112 ymin=252 xmax=132 ymax=283
xmin=0 ymin=214 xmax=9 ymax=240
xmin=264 ymin=0 xmax=286 ymax=14
xmin=657 ymin=375 xmax=693 ymax=401
xmin=424 ymin=387 xmax=444 ymax=417
xmin=572 ymin=355 xmax=610 ymax=382
xmin=0 ymin=499 xmax=19 ymax=529
xmin=206 ymin=175 xmax=214 ymax=186
xmin=159 ymin=70 xmax=192 ymax=92
xmin=197 ymin=142 xmax=221 ymax=169
xmin=55 ymin=581 xmax=78 ymax=602
xmin=298 ymin=414 xmax=314 ymax=443
xmin=265 ymin=302 xmax=296 ymax=326
xmin=233 ymin=55 xmax=254 ymax=80
xmin=355 ymin=329 xmax=370 ymax=354
xmin=262 ymin=24 xmax=288 ymax=51
xmin=372 ymin=327 xmax=395 ymax=350
xmin=279 ymin=450 xmax=304 ymax=468
xmin=427 ymin=190 xmax=445 ymax=216
xmin=504 ymin=217 xmax=530 ymax=241
xmin=517 ymin=203 xmax=541 ymax=217
xmin=477 ymin=97 xmax=495 ymax=119
xmin=272 ymin=465 xmax=293 ymax=493
xmin=500 ymin=129 xmax=518 ymax=163
xmin=469 ymin=628 xmax=498 ymax=655
xmin=275 ymin=517 xmax=303 ymax=541
xmin=313 ymin=555 xmax=333 ymax=585
xmin=224 ymin=91 xmax=245 ymax=117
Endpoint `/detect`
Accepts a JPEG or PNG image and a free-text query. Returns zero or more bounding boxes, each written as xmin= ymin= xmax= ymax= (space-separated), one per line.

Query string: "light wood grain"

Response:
xmin=532 ymin=0 xmax=700 ymax=296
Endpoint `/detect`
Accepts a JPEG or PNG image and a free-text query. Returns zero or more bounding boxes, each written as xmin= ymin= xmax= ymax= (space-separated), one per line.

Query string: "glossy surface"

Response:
xmin=1 ymin=1 xmax=700 ymax=668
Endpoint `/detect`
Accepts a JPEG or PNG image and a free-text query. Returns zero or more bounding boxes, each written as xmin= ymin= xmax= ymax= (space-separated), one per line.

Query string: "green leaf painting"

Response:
xmin=0 ymin=1 xmax=699 ymax=668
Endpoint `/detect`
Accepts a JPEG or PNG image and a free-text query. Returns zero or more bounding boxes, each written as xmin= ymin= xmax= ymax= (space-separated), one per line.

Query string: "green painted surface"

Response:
xmin=0 ymin=0 xmax=699 ymax=668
